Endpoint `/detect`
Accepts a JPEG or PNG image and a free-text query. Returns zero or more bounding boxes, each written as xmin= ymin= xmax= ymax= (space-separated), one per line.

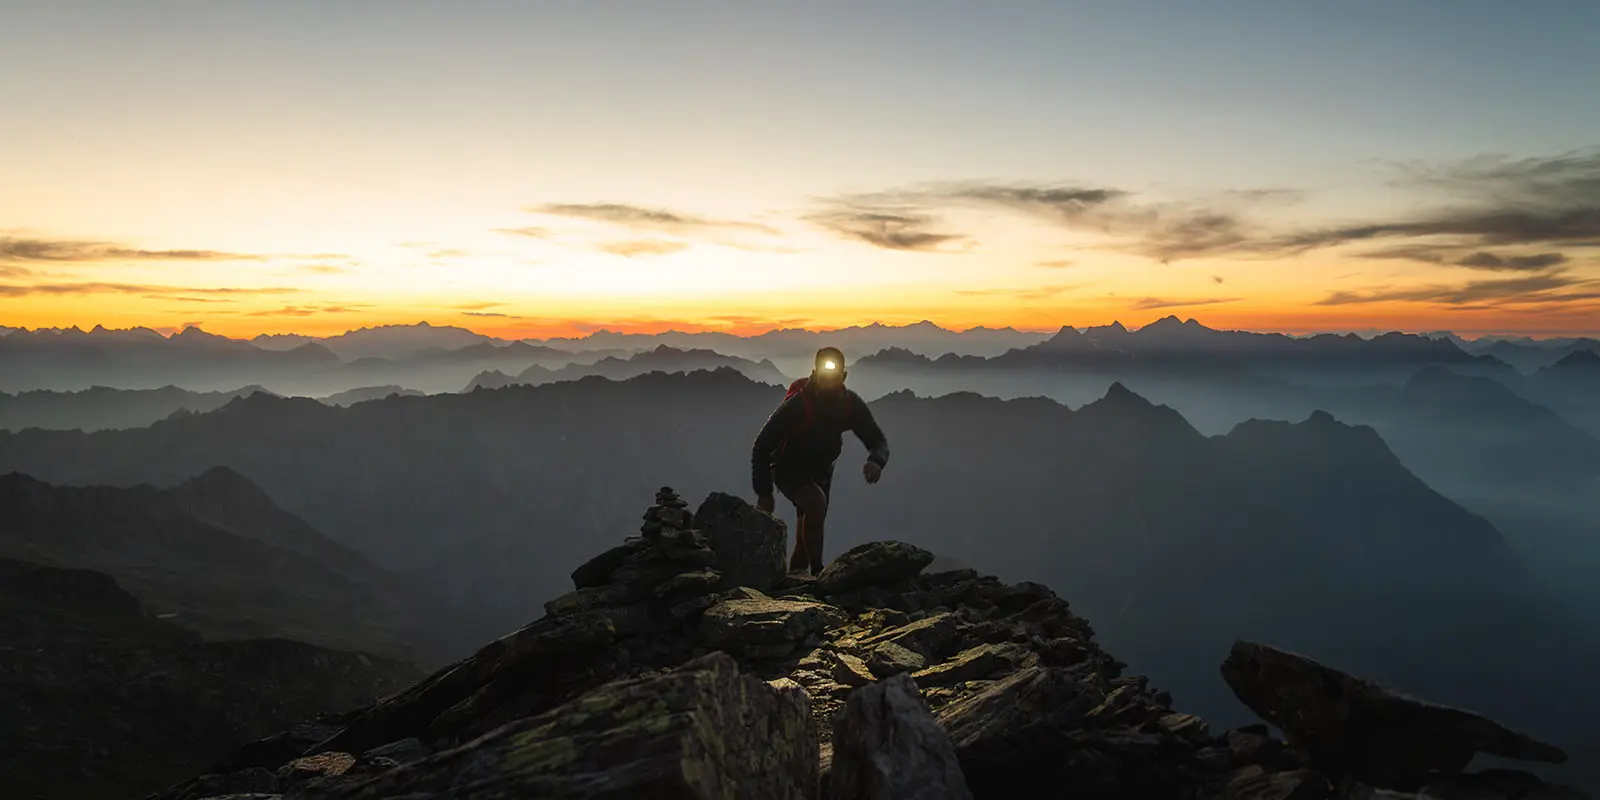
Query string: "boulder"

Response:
xmin=912 ymin=643 xmax=1031 ymax=688
xmin=1223 ymin=765 xmax=1336 ymax=800
xmin=830 ymin=673 xmax=973 ymax=800
xmin=699 ymin=598 xmax=848 ymax=654
xmin=934 ymin=666 xmax=1102 ymax=794
xmin=866 ymin=642 xmax=926 ymax=677
xmin=814 ymin=541 xmax=935 ymax=595
xmin=301 ymin=652 xmax=820 ymax=799
xmin=694 ymin=492 xmax=787 ymax=592
xmin=857 ymin=613 xmax=961 ymax=662
xmin=1221 ymin=641 xmax=1568 ymax=784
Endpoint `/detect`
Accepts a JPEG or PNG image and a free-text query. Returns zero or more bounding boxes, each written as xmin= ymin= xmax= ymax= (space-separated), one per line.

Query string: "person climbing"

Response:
xmin=751 ymin=346 xmax=890 ymax=575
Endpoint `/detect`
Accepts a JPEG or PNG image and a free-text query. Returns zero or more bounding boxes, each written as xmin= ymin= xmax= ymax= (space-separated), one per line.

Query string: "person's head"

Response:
xmin=811 ymin=347 xmax=847 ymax=394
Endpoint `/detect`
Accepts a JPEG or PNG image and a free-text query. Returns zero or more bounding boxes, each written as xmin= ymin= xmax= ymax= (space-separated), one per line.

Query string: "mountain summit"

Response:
xmin=146 ymin=489 xmax=1582 ymax=799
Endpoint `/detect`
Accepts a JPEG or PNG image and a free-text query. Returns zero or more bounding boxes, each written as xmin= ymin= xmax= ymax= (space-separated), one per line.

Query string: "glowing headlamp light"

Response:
xmin=823 ymin=360 xmax=837 ymax=370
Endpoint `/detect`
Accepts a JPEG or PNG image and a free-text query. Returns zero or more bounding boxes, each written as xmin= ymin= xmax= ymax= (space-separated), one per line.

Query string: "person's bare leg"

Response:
xmin=781 ymin=481 xmax=828 ymax=574
xmin=789 ymin=510 xmax=809 ymax=572
xmin=797 ymin=484 xmax=829 ymax=574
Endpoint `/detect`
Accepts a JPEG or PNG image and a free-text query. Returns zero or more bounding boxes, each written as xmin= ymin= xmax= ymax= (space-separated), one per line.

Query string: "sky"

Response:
xmin=3 ymin=0 xmax=1599 ymax=338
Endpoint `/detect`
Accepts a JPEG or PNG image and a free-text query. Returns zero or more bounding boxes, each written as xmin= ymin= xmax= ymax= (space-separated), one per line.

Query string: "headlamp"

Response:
xmin=823 ymin=360 xmax=837 ymax=371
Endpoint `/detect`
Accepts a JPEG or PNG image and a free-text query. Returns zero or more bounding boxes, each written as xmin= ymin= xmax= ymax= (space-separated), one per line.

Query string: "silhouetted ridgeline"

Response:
xmin=138 ymin=502 xmax=1590 ymax=799
xmin=0 ymin=556 xmax=417 ymax=800
xmin=1 ymin=368 xmax=1596 ymax=767
xmin=0 ymin=469 xmax=426 ymax=661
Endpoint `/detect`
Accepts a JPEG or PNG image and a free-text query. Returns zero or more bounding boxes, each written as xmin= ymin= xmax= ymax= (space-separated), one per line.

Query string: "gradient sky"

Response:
xmin=3 ymin=0 xmax=1599 ymax=338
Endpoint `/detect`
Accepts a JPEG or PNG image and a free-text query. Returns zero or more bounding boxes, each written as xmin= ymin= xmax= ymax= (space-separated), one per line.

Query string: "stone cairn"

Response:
xmin=640 ymin=485 xmax=696 ymax=544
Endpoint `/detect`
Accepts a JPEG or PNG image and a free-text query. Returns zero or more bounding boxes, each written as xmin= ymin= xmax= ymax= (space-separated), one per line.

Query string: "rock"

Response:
xmin=570 ymin=540 xmax=644 ymax=589
xmin=303 ymin=652 xmax=819 ymax=799
xmin=1401 ymin=768 xmax=1591 ymax=800
xmin=857 ymin=613 xmax=961 ymax=662
xmin=867 ymin=641 xmax=926 ymax=677
xmin=935 ymin=666 xmax=1102 ymax=795
xmin=1156 ymin=712 xmax=1210 ymax=743
xmin=1224 ymin=765 xmax=1336 ymax=800
xmin=543 ymin=584 xmax=636 ymax=617
xmin=813 ymin=541 xmax=935 ymax=595
xmin=171 ymin=768 xmax=280 ymax=800
xmin=654 ymin=569 xmax=725 ymax=599
xmin=912 ymin=643 xmax=1029 ymax=687
xmin=699 ymin=598 xmax=848 ymax=653
xmin=1221 ymin=641 xmax=1567 ymax=783
xmin=694 ymin=492 xmax=786 ymax=592
xmin=205 ymin=722 xmax=345 ymax=774
xmin=830 ymin=673 xmax=973 ymax=800
xmin=830 ymin=651 xmax=877 ymax=687
xmin=310 ymin=614 xmax=617 ymax=757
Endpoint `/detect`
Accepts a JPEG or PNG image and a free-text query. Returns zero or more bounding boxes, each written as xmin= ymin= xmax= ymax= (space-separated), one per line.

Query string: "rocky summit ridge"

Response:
xmin=152 ymin=488 xmax=1586 ymax=800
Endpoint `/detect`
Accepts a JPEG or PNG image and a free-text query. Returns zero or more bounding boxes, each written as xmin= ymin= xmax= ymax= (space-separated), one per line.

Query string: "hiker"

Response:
xmin=751 ymin=346 xmax=890 ymax=575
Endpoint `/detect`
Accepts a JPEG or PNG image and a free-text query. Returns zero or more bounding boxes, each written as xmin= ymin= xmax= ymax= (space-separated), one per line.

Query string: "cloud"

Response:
xmin=243 ymin=304 xmax=364 ymax=317
xmin=805 ymin=207 xmax=968 ymax=252
xmin=454 ymin=302 xmax=504 ymax=310
xmin=1212 ymin=275 xmax=1225 ymax=284
xmin=463 ymin=311 xmax=515 ymax=318
xmin=494 ymin=226 xmax=553 ymax=239
xmin=0 ymin=265 xmax=31 ymax=278
xmin=301 ymin=263 xmax=351 ymax=274
xmin=152 ymin=295 xmax=238 ymax=304
xmin=0 ymin=282 xmax=300 ymax=297
xmin=955 ymin=284 xmax=1078 ymax=300
xmin=1251 ymin=150 xmax=1600 ymax=259
xmin=597 ymin=239 xmax=691 ymax=258
xmin=1455 ymin=251 xmax=1568 ymax=271
xmin=1129 ymin=296 xmax=1242 ymax=310
xmin=813 ymin=182 xmax=1273 ymax=261
xmin=1313 ymin=272 xmax=1596 ymax=306
xmin=1036 ymin=259 xmax=1075 ymax=268
xmin=529 ymin=202 xmax=778 ymax=236
xmin=0 ymin=236 xmax=262 ymax=263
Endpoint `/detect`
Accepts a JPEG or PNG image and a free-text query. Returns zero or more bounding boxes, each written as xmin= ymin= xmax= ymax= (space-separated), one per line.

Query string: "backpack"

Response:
xmin=781 ymin=377 xmax=852 ymax=442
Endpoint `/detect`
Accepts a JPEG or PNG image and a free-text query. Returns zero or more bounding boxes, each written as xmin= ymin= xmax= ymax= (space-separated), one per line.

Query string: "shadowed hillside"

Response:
xmin=0 ymin=368 xmax=1593 ymax=760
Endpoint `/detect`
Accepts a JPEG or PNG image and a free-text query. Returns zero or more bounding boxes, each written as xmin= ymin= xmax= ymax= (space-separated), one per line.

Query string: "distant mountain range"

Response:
xmin=0 ymin=468 xmax=427 ymax=662
xmin=465 ymin=344 xmax=791 ymax=391
xmin=0 ymin=555 xmax=417 ymax=800
xmin=0 ymin=384 xmax=269 ymax=431
xmin=0 ymin=368 xmax=1592 ymax=748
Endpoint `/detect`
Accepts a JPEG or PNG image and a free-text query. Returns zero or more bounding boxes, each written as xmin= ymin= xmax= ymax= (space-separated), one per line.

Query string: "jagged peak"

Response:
xmin=1552 ymin=349 xmax=1600 ymax=369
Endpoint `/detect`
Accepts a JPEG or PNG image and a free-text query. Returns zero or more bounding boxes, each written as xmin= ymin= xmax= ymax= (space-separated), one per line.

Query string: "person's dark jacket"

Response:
xmin=751 ymin=384 xmax=889 ymax=497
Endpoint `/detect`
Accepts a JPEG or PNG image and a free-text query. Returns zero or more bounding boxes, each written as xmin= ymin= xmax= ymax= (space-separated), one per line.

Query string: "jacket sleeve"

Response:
xmin=751 ymin=394 xmax=803 ymax=497
xmin=848 ymin=391 xmax=890 ymax=468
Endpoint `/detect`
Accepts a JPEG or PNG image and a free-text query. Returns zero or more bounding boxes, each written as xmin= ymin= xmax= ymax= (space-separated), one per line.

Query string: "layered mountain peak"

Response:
xmin=142 ymin=490 xmax=1581 ymax=800
xmin=1553 ymin=349 xmax=1600 ymax=370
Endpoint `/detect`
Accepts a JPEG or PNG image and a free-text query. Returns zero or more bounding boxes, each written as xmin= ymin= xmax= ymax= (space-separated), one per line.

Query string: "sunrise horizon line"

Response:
xmin=7 ymin=316 xmax=1598 ymax=343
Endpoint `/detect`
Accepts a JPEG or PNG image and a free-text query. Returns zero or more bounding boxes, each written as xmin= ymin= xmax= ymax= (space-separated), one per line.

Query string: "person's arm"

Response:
xmin=848 ymin=391 xmax=890 ymax=468
xmin=751 ymin=394 xmax=803 ymax=497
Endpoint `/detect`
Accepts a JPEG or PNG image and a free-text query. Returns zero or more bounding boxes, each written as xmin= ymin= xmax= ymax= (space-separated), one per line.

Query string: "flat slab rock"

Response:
xmin=299 ymin=652 xmax=819 ymax=799
xmin=1221 ymin=641 xmax=1568 ymax=783
xmin=814 ymin=540 xmax=935 ymax=595
xmin=700 ymin=597 xmax=848 ymax=648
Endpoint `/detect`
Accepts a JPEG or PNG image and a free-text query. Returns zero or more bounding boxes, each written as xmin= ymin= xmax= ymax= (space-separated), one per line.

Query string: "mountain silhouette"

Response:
xmin=0 ymin=384 xmax=271 ymax=431
xmin=0 ymin=470 xmax=427 ymax=661
xmin=0 ymin=368 xmax=1591 ymax=753
xmin=0 ymin=555 xmax=417 ymax=800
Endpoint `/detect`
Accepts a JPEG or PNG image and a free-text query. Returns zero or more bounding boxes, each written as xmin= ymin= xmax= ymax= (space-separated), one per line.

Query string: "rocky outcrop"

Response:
xmin=831 ymin=673 xmax=972 ymax=800
xmin=149 ymin=491 xmax=1589 ymax=800
xmin=815 ymin=540 xmax=935 ymax=595
xmin=297 ymin=652 xmax=819 ymax=799
xmin=694 ymin=491 xmax=787 ymax=591
xmin=1222 ymin=641 xmax=1568 ymax=784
